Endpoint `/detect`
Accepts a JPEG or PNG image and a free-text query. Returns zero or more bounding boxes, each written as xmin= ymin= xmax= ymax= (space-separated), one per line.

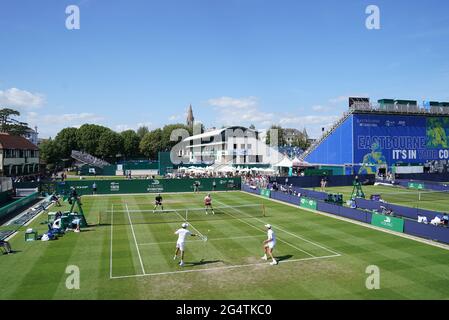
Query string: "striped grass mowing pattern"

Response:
xmin=0 ymin=191 xmax=448 ymax=299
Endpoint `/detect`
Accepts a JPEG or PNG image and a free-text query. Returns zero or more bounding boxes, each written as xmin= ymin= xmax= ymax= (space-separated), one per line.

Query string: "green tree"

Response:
xmin=97 ymin=130 xmax=124 ymax=159
xmin=0 ymin=108 xmax=29 ymax=136
xmin=265 ymin=125 xmax=286 ymax=146
xmin=136 ymin=126 xmax=149 ymax=139
xmin=120 ymin=129 xmax=141 ymax=158
xmin=161 ymin=123 xmax=192 ymax=152
xmin=39 ymin=138 xmax=61 ymax=168
xmin=76 ymin=124 xmax=110 ymax=156
xmin=54 ymin=127 xmax=79 ymax=159
xmin=139 ymin=128 xmax=163 ymax=159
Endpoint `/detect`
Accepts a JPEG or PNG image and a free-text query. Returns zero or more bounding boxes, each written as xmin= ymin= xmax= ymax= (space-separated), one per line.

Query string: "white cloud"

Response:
xmin=207 ymin=96 xmax=258 ymax=109
xmin=279 ymin=115 xmax=339 ymax=126
xmin=137 ymin=122 xmax=152 ymax=129
xmin=207 ymin=96 xmax=274 ymax=127
xmin=115 ymin=124 xmax=131 ymax=132
xmin=279 ymin=115 xmax=340 ymax=138
xmin=27 ymin=112 xmax=105 ymax=138
xmin=311 ymin=105 xmax=329 ymax=112
xmin=169 ymin=115 xmax=180 ymax=121
xmin=27 ymin=112 xmax=104 ymax=125
xmin=0 ymin=87 xmax=45 ymax=109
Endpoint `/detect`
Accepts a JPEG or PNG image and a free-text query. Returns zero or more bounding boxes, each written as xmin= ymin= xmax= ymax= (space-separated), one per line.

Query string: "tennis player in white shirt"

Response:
xmin=261 ymin=224 xmax=278 ymax=265
xmin=173 ymin=223 xmax=197 ymax=267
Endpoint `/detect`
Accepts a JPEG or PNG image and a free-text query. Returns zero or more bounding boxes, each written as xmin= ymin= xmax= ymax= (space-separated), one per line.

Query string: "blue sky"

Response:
xmin=1 ymin=0 xmax=449 ymax=138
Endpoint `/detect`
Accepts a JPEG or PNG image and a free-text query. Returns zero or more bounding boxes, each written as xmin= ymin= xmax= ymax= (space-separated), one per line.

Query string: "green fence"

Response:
xmin=0 ymin=192 xmax=39 ymax=221
xmin=299 ymin=197 xmax=317 ymax=210
xmin=371 ymin=213 xmax=404 ymax=233
xmin=0 ymin=190 xmax=12 ymax=207
xmin=260 ymin=189 xmax=271 ymax=198
xmin=56 ymin=178 xmax=242 ymax=195
xmin=408 ymin=182 xmax=425 ymax=190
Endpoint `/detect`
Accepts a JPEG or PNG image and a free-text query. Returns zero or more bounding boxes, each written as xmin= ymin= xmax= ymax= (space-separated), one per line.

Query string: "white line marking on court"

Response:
xmin=110 ymin=204 xmax=114 ymax=279
xmin=214 ymin=199 xmax=316 ymax=258
xmin=138 ymin=235 xmax=265 ymax=246
xmin=110 ymin=253 xmax=340 ymax=279
xmin=218 ymin=198 xmax=341 ymax=257
xmin=174 ymin=209 xmax=206 ymax=239
xmin=125 ymin=203 xmax=146 ymax=275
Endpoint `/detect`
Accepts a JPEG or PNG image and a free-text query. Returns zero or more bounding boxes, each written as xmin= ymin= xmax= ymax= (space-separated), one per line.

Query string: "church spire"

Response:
xmin=187 ymin=104 xmax=194 ymax=127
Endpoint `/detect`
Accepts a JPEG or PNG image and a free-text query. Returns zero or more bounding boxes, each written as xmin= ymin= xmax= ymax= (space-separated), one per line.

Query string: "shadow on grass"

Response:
xmin=275 ymin=254 xmax=293 ymax=262
xmin=185 ymin=259 xmax=222 ymax=267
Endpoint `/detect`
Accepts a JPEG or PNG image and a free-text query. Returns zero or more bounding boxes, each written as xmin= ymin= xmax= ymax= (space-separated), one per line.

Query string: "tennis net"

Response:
xmin=378 ymin=190 xmax=449 ymax=203
xmin=99 ymin=203 xmax=266 ymax=226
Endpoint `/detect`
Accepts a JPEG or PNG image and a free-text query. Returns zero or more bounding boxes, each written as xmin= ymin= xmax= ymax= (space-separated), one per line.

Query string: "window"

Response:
xmin=241 ymin=144 xmax=245 ymax=149
xmin=247 ymin=144 xmax=252 ymax=149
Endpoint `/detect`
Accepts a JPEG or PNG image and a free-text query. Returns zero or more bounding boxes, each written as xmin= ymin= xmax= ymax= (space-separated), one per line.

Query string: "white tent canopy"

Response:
xmin=292 ymin=157 xmax=312 ymax=167
xmin=218 ymin=165 xmax=236 ymax=173
xmin=274 ymin=157 xmax=293 ymax=168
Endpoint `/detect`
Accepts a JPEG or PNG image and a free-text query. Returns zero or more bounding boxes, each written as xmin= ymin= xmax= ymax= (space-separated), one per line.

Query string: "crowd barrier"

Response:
xmin=271 ymin=174 xmax=376 ymax=188
xmin=57 ymin=178 xmax=242 ymax=195
xmin=394 ymin=179 xmax=449 ymax=192
xmin=395 ymin=173 xmax=449 ymax=182
xmin=0 ymin=192 xmax=39 ymax=222
xmin=404 ymin=220 xmax=449 ymax=243
xmin=317 ymin=201 xmax=372 ymax=223
xmin=242 ymin=184 xmax=449 ymax=245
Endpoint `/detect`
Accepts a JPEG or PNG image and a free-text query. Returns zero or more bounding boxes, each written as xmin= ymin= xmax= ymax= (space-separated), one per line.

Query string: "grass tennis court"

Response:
xmin=1 ymin=191 xmax=449 ymax=299
xmin=315 ymin=185 xmax=449 ymax=213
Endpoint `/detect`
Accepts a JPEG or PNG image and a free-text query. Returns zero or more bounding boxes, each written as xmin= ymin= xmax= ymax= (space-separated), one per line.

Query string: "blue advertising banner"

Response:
xmin=353 ymin=114 xmax=449 ymax=174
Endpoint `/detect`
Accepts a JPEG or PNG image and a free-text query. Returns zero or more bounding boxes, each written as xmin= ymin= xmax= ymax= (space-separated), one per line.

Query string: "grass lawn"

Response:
xmin=314 ymin=185 xmax=449 ymax=213
xmin=0 ymin=191 xmax=448 ymax=299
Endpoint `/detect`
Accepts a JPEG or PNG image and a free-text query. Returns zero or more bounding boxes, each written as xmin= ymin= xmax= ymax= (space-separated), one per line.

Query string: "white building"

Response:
xmin=178 ymin=126 xmax=283 ymax=166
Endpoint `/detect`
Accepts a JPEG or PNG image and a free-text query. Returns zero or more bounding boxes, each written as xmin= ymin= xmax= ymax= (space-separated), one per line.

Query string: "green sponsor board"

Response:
xmin=371 ymin=213 xmax=404 ymax=233
xmin=299 ymin=197 xmax=317 ymax=210
xmin=55 ymin=178 xmax=241 ymax=195
xmin=260 ymin=189 xmax=271 ymax=198
xmin=408 ymin=182 xmax=425 ymax=190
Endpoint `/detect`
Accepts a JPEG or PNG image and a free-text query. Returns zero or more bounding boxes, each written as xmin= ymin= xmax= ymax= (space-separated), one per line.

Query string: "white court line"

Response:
xmin=215 ymin=200 xmax=341 ymax=255
xmin=125 ymin=203 xmax=146 ymax=275
xmin=110 ymin=204 xmax=114 ymax=279
xmin=138 ymin=235 xmax=265 ymax=246
xmin=214 ymin=199 xmax=317 ymax=258
xmin=110 ymin=254 xmax=340 ymax=279
xmin=174 ymin=209 xmax=205 ymax=239
xmin=217 ymin=199 xmax=341 ymax=257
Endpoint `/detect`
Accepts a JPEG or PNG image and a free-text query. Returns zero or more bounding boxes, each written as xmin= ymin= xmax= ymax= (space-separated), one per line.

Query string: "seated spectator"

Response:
xmin=51 ymin=194 xmax=61 ymax=206
xmin=55 ymin=211 xmax=63 ymax=220
xmin=442 ymin=214 xmax=448 ymax=226
xmin=417 ymin=216 xmax=428 ymax=224
xmin=430 ymin=215 xmax=444 ymax=226
xmin=0 ymin=240 xmax=12 ymax=254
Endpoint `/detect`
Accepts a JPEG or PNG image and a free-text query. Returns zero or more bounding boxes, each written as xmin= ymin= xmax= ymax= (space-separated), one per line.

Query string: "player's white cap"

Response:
xmin=182 ymin=223 xmax=189 ymax=228
xmin=264 ymin=224 xmax=272 ymax=229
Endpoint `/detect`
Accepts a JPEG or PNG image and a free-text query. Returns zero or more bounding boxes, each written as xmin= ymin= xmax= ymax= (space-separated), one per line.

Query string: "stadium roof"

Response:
xmin=0 ymin=133 xmax=38 ymax=150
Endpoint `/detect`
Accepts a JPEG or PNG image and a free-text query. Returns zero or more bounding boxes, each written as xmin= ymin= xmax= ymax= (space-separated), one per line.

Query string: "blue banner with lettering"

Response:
xmin=353 ymin=114 xmax=449 ymax=173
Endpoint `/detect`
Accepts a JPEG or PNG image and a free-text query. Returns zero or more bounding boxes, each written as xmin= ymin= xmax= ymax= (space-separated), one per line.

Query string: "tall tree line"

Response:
xmin=39 ymin=123 xmax=192 ymax=168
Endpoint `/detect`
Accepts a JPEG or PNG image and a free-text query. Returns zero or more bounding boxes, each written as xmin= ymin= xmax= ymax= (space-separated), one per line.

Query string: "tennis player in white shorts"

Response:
xmin=262 ymin=224 xmax=278 ymax=265
xmin=174 ymin=223 xmax=197 ymax=267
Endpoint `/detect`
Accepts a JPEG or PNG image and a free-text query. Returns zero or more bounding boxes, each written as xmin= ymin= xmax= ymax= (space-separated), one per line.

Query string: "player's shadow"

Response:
xmin=275 ymin=254 xmax=293 ymax=262
xmin=186 ymin=259 xmax=222 ymax=267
